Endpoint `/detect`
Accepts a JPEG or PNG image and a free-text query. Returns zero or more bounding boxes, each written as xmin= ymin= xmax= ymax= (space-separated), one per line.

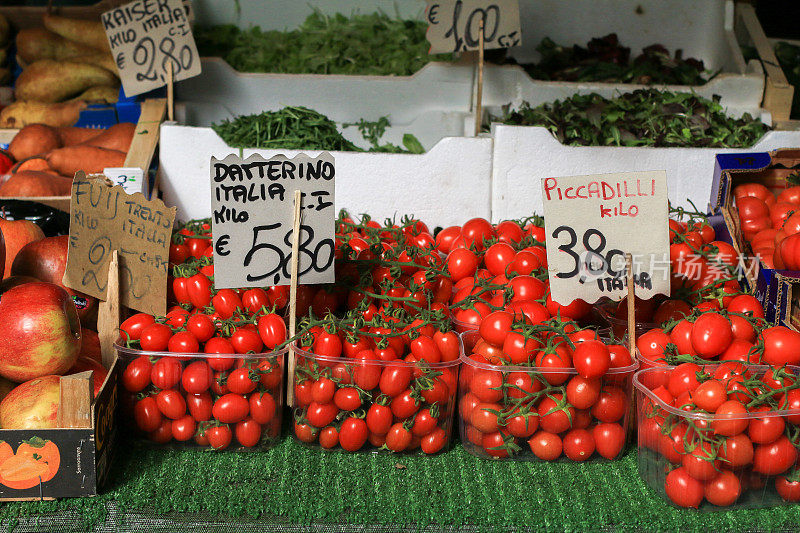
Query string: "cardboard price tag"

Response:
xmin=425 ymin=0 xmax=521 ymax=54
xmin=101 ymin=0 xmax=201 ymax=97
xmin=210 ymin=153 xmax=336 ymax=289
xmin=63 ymin=172 xmax=176 ymax=315
xmin=541 ymin=171 xmax=670 ymax=305
xmin=103 ymin=167 xmax=146 ymax=196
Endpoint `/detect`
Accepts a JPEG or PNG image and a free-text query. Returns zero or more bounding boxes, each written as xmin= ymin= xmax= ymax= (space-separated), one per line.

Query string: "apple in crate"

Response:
xmin=0 ymin=375 xmax=60 ymax=429
xmin=11 ymin=235 xmax=98 ymax=321
xmin=0 ymin=282 xmax=80 ymax=382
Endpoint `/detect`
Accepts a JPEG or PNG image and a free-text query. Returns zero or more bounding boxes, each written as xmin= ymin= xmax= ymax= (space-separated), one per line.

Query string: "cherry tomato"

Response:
xmin=181 ymin=360 xmax=212 ymax=394
xmin=187 ymin=314 xmax=216 ymax=343
xmin=306 ymin=401 xmax=338 ymax=428
xmin=420 ymin=427 xmax=447 ymax=454
xmin=227 ymin=367 xmax=258 ymax=395
xmin=665 ymin=467 xmax=704 ymax=508
xmin=235 ymin=418 xmax=262 ymax=447
xmin=212 ymin=393 xmax=250 ymax=424
xmin=120 ymin=313 xmax=155 ymax=341
xmin=257 ymin=313 xmax=287 ymax=350
xmin=134 ymin=396 xmax=162 ymax=432
xmin=150 ymin=357 xmax=182 ymax=389
xmin=122 ymin=356 xmax=152 ymax=392
xmin=704 ymin=470 xmax=741 ymax=507
xmin=385 ymin=423 xmax=413 ymax=452
xmin=528 ymin=431 xmax=562 ymax=461
xmin=156 ymin=389 xmax=187 ymax=420
xmin=187 ymin=392 xmax=213 ymax=422
xmin=207 ymin=425 xmax=233 ymax=450
xmin=339 ymin=417 xmax=368 ymax=452
xmin=563 ymin=429 xmax=595 ymax=462
xmin=140 ymin=323 xmax=173 ymax=352
xmin=593 ymin=423 xmax=626 ymax=460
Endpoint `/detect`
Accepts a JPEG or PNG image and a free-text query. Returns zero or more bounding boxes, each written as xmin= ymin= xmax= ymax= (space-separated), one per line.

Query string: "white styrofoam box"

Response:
xmin=186 ymin=0 xmax=762 ymax=116
xmin=177 ymin=94 xmax=471 ymax=152
xmin=175 ymin=58 xmax=475 ymax=144
xmin=491 ymin=125 xmax=800 ymax=221
xmin=479 ymin=64 xmax=766 ymax=121
xmin=159 ymin=123 xmax=492 ymax=228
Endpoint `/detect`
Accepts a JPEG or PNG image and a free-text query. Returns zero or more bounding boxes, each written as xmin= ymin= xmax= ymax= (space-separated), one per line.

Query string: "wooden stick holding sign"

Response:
xmin=626 ymin=253 xmax=636 ymax=359
xmin=166 ymin=61 xmax=174 ymax=122
xmin=287 ymin=190 xmax=303 ymax=404
xmin=474 ymin=18 xmax=484 ymax=137
xmin=97 ymin=250 xmax=120 ymax=370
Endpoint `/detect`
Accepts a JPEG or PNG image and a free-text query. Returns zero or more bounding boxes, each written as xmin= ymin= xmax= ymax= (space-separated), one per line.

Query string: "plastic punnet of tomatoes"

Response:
xmin=291 ymin=332 xmax=460 ymax=454
xmin=635 ymin=363 xmax=800 ymax=509
xmin=458 ymin=321 xmax=639 ymax=462
xmin=117 ymin=343 xmax=286 ymax=450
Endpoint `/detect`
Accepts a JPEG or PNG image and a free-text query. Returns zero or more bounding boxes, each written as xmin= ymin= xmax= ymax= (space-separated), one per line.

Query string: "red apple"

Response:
xmin=0 ymin=376 xmax=15 ymax=402
xmin=10 ymin=235 xmax=97 ymax=320
xmin=0 ymin=375 xmax=60 ymax=429
xmin=79 ymin=328 xmax=101 ymax=364
xmin=0 ymin=275 xmax=37 ymax=294
xmin=0 ymin=218 xmax=44 ymax=278
xmin=67 ymin=356 xmax=107 ymax=397
xmin=0 ymin=282 xmax=81 ymax=382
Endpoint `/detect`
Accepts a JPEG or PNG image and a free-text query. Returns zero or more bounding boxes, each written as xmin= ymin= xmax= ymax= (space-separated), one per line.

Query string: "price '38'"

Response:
xmin=552 ymin=226 xmax=624 ymax=280
xmin=240 ymin=223 xmax=335 ymax=285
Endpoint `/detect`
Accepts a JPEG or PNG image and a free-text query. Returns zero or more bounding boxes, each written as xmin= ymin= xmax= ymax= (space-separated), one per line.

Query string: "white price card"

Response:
xmin=102 ymin=0 xmax=201 ymax=97
xmin=425 ymin=0 xmax=521 ymax=54
xmin=104 ymin=167 xmax=146 ymax=197
xmin=541 ymin=171 xmax=671 ymax=305
xmin=210 ymin=153 xmax=336 ymax=289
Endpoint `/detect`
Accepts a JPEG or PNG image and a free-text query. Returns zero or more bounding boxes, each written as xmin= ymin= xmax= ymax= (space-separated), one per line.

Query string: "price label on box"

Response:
xmin=210 ymin=153 xmax=336 ymax=289
xmin=425 ymin=0 xmax=521 ymax=54
xmin=101 ymin=0 xmax=201 ymax=97
xmin=103 ymin=167 xmax=146 ymax=197
xmin=541 ymin=171 xmax=670 ymax=305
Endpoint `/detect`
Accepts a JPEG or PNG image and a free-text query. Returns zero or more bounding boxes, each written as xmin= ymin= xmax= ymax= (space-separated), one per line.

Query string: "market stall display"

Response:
xmin=2 ymin=0 xmax=800 ymax=524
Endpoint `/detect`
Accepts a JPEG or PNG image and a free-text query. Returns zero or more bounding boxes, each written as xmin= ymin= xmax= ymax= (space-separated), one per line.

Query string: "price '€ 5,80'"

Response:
xmin=541 ymin=171 xmax=671 ymax=305
xmin=102 ymin=0 xmax=201 ymax=96
xmin=210 ymin=153 xmax=336 ymax=289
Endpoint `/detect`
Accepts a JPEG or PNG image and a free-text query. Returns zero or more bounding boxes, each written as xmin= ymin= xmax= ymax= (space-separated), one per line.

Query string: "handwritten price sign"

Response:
xmin=102 ymin=0 xmax=201 ymax=96
xmin=210 ymin=153 xmax=336 ymax=289
xmin=63 ymin=172 xmax=176 ymax=315
xmin=425 ymin=0 xmax=521 ymax=54
xmin=541 ymin=171 xmax=670 ymax=305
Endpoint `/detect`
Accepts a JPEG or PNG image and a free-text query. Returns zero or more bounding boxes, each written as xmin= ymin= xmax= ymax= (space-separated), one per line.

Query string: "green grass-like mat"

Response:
xmin=2 ymin=437 xmax=800 ymax=532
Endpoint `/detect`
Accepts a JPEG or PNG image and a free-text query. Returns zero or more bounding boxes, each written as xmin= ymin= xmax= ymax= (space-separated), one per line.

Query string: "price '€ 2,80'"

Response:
xmin=541 ymin=171 xmax=670 ymax=305
xmin=210 ymin=153 xmax=336 ymax=289
xmin=102 ymin=0 xmax=201 ymax=96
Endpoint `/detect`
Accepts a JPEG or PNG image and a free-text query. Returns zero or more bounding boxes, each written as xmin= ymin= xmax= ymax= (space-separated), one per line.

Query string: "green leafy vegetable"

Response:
xmin=500 ymin=89 xmax=769 ymax=148
xmin=195 ymin=11 xmax=452 ymax=76
xmin=520 ymin=34 xmax=711 ymax=85
xmin=213 ymin=106 xmax=425 ymax=153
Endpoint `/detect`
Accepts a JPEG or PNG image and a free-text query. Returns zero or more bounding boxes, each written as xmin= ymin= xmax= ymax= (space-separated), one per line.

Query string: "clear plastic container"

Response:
xmin=116 ymin=343 xmax=286 ymax=451
xmin=291 ymin=342 xmax=460 ymax=454
xmin=458 ymin=330 xmax=639 ymax=461
xmin=634 ymin=366 xmax=800 ymax=509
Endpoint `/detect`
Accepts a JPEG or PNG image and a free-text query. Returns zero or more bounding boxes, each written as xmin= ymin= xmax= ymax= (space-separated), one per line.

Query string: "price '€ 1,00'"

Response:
xmin=210 ymin=153 xmax=336 ymax=289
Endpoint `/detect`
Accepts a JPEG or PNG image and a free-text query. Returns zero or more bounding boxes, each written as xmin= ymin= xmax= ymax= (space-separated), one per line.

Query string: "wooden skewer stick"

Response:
xmin=626 ymin=253 xmax=636 ymax=359
xmin=474 ymin=18 xmax=485 ymax=137
xmin=286 ymin=190 xmax=303 ymax=404
xmin=166 ymin=61 xmax=174 ymax=122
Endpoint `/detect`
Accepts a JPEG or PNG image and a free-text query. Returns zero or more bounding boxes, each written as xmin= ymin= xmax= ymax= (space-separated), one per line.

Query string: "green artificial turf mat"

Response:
xmin=2 ymin=438 xmax=800 ymax=532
